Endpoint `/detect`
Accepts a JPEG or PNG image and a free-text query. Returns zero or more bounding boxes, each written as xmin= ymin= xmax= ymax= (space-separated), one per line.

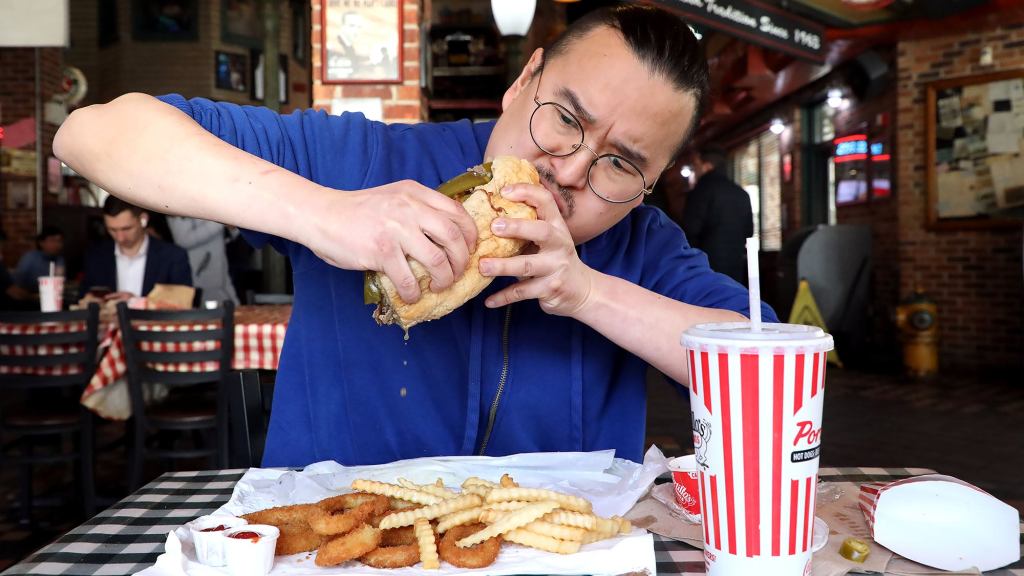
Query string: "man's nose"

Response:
xmin=552 ymin=143 xmax=596 ymax=190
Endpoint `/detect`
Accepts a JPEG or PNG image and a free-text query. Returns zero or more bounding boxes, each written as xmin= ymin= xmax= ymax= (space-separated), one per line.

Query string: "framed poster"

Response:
xmin=132 ymin=0 xmax=198 ymax=41
xmin=321 ymin=0 xmax=403 ymax=84
xmin=222 ymin=0 xmax=263 ymax=48
xmin=926 ymin=70 xmax=1024 ymax=229
xmin=215 ymin=51 xmax=248 ymax=92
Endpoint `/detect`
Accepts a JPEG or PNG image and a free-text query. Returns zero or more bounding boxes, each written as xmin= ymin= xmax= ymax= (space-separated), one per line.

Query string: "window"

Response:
xmin=731 ymin=130 xmax=782 ymax=251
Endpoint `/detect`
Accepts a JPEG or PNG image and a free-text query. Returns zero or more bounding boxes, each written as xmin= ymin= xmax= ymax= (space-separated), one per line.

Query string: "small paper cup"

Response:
xmin=223 ymin=524 xmax=280 ymax=576
xmin=189 ymin=515 xmax=248 ymax=567
xmin=667 ymin=455 xmax=702 ymax=521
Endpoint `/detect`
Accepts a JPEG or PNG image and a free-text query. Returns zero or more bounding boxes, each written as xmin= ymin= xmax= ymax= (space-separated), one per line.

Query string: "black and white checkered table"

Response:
xmin=3 ymin=467 xmax=1022 ymax=575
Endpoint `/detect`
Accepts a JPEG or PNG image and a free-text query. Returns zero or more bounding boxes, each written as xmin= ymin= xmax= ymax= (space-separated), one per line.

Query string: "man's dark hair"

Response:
xmin=102 ymin=195 xmax=144 ymax=218
xmin=36 ymin=225 xmax=63 ymax=244
xmin=698 ymin=146 xmax=728 ymax=173
xmin=542 ymin=4 xmax=709 ymax=158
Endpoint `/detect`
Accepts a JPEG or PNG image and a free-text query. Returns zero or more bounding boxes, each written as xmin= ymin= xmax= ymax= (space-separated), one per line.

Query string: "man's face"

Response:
xmin=104 ymin=211 xmax=147 ymax=252
xmin=485 ymin=26 xmax=696 ymax=244
xmin=40 ymin=235 xmax=63 ymax=257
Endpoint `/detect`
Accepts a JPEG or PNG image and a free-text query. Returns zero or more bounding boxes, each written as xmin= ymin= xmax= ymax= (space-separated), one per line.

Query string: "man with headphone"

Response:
xmin=81 ymin=196 xmax=192 ymax=300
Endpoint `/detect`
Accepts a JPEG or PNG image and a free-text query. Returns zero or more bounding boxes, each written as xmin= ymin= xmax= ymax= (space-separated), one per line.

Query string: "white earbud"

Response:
xmin=140 ymin=216 xmax=149 ymax=227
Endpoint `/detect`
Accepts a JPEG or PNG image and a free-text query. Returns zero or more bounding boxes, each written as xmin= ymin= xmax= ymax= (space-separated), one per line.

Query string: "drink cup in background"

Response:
xmin=668 ymin=454 xmax=702 ymax=522
xmin=38 ymin=276 xmax=64 ymax=312
xmin=682 ymin=321 xmax=833 ymax=576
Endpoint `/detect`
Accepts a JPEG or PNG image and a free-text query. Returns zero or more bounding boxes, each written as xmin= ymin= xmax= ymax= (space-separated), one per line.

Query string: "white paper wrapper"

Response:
xmin=135 ymin=447 xmax=670 ymax=576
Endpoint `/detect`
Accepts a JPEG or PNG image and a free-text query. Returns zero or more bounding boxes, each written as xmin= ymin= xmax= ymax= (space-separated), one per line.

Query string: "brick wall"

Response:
xmin=896 ymin=27 xmax=1024 ymax=371
xmin=0 ymin=47 xmax=64 ymax=262
xmin=312 ymin=0 xmax=423 ymax=122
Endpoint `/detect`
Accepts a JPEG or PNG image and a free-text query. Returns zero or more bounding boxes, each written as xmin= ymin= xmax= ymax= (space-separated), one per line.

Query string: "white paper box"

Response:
xmin=859 ymin=474 xmax=1020 ymax=571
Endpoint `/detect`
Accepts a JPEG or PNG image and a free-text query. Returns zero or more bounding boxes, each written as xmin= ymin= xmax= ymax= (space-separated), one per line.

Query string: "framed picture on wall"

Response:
xmin=215 ymin=51 xmax=248 ymax=93
xmin=321 ymin=0 xmax=403 ymax=84
xmin=222 ymin=0 xmax=263 ymax=48
xmin=132 ymin=0 xmax=198 ymax=41
xmin=926 ymin=69 xmax=1024 ymax=229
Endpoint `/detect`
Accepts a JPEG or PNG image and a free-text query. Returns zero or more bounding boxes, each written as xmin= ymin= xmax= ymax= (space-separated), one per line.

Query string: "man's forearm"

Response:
xmin=571 ymin=271 xmax=746 ymax=383
xmin=53 ymin=93 xmax=324 ymax=245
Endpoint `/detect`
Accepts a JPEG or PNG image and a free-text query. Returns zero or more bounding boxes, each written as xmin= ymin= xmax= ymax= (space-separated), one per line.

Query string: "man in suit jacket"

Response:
xmin=682 ymin=146 xmax=755 ymax=284
xmin=81 ymin=196 xmax=192 ymax=299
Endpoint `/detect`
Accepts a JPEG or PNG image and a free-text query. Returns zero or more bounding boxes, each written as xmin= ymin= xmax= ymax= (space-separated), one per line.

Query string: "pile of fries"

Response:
xmin=240 ymin=473 xmax=632 ymax=569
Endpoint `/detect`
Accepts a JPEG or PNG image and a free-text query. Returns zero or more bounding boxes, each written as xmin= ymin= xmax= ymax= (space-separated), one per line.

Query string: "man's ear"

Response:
xmin=501 ymin=48 xmax=545 ymax=111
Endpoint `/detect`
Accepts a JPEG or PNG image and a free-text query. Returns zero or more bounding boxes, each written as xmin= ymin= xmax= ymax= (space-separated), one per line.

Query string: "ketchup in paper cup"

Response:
xmin=188 ymin=514 xmax=248 ymax=567
xmin=223 ymin=524 xmax=279 ymax=576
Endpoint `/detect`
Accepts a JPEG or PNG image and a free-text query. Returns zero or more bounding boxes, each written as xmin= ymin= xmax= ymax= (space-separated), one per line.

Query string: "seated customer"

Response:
xmin=13 ymin=225 xmax=66 ymax=294
xmin=81 ymin=196 xmax=192 ymax=301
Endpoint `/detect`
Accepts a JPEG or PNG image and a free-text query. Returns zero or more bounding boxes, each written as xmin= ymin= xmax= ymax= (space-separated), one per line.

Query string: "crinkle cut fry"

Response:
xmin=504 ymin=528 xmax=582 ymax=554
xmin=542 ymin=509 xmax=597 ymax=529
xmin=482 ymin=500 xmax=531 ymax=512
xmin=351 ymin=479 xmax=442 ymax=506
xmin=485 ymin=487 xmax=592 ymax=513
xmin=521 ymin=519 xmax=587 ymax=541
xmin=397 ymin=478 xmax=458 ymax=499
xmin=455 ymin=501 xmax=559 ymax=548
xmin=435 ymin=506 xmax=483 ymax=533
xmin=414 ymin=517 xmax=440 ymax=569
xmin=462 ymin=476 xmax=500 ymax=489
xmin=378 ymin=494 xmax=482 ymax=529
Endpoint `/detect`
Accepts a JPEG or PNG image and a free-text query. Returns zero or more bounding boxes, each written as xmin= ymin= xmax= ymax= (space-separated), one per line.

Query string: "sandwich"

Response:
xmin=364 ymin=156 xmax=539 ymax=330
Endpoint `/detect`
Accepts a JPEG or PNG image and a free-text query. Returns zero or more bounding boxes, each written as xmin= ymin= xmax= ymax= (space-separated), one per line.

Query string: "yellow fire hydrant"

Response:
xmin=895 ymin=289 xmax=938 ymax=378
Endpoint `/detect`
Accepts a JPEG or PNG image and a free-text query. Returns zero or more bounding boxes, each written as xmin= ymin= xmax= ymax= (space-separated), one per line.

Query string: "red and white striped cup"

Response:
xmin=668 ymin=454 xmax=702 ymax=522
xmin=682 ymin=322 xmax=833 ymax=576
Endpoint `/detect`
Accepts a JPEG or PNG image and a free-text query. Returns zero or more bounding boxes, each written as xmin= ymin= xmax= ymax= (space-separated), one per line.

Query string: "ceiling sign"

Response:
xmin=655 ymin=0 xmax=826 ymax=63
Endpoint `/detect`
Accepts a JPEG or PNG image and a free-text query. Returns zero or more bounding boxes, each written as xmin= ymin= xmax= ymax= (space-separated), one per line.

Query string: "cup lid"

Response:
xmin=682 ymin=321 xmax=833 ymax=352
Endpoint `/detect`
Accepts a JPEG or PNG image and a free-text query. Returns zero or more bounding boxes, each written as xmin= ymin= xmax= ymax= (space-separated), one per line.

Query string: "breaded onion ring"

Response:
xmin=241 ymin=503 xmax=319 ymax=526
xmin=380 ymin=525 xmax=416 ymax=547
xmin=275 ymin=523 xmax=323 ymax=555
xmin=315 ymin=523 xmax=381 ymax=567
xmin=359 ymin=543 xmax=420 ymax=568
xmin=309 ymin=493 xmax=389 ymax=536
xmin=438 ymin=523 xmax=501 ymax=568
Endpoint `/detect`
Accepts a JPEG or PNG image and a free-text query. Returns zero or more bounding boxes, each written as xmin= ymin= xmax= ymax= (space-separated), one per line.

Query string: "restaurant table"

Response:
xmin=80 ymin=304 xmax=290 ymax=420
xmin=4 ymin=466 xmax=1022 ymax=576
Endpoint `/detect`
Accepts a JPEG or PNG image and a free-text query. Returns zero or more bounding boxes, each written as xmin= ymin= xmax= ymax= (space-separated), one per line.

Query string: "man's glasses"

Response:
xmin=529 ymin=67 xmax=654 ymax=204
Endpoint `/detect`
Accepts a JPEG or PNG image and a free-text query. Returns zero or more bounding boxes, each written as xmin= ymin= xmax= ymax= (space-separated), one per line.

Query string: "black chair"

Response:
xmin=228 ymin=370 xmax=275 ymax=468
xmin=117 ymin=301 xmax=234 ymax=489
xmin=0 ymin=304 xmax=99 ymax=524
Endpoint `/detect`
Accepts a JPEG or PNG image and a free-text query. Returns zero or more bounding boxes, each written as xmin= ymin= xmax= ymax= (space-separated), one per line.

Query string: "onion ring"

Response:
xmin=438 ymin=523 xmax=501 ymax=568
xmin=315 ymin=523 xmax=381 ymax=567
xmin=241 ymin=503 xmax=319 ymax=526
xmin=380 ymin=525 xmax=416 ymax=546
xmin=275 ymin=522 xmax=323 ymax=556
xmin=309 ymin=493 xmax=389 ymax=536
xmin=359 ymin=543 xmax=420 ymax=568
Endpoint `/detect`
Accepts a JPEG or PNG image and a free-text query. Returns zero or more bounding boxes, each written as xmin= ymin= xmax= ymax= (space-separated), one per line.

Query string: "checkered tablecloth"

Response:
xmin=0 ymin=319 xmax=89 ymax=376
xmin=80 ymin=305 xmax=290 ymax=420
xmin=4 ymin=467 xmax=1022 ymax=576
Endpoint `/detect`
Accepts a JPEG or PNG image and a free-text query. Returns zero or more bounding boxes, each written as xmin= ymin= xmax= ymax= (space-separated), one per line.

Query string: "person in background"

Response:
xmin=682 ymin=146 xmax=755 ymax=284
xmin=166 ymin=217 xmax=239 ymax=304
xmin=54 ymin=5 xmax=777 ymax=467
xmin=80 ymin=196 xmax=192 ymax=301
xmin=13 ymin=225 xmax=66 ymax=294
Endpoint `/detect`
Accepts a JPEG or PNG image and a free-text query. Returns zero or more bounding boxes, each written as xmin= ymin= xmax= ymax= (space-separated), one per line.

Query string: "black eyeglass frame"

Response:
xmin=528 ymin=66 xmax=655 ymax=204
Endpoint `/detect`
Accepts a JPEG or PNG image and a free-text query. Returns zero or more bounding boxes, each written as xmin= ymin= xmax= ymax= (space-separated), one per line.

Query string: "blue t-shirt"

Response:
xmin=158 ymin=95 xmax=778 ymax=466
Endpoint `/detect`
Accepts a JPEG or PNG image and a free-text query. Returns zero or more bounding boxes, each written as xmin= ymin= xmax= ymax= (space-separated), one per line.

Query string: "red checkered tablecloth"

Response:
xmin=81 ymin=305 xmax=290 ymax=420
xmin=0 ymin=320 xmax=89 ymax=376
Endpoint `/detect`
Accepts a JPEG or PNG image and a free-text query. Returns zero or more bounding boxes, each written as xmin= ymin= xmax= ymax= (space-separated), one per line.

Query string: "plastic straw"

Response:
xmin=746 ymin=237 xmax=762 ymax=332
xmin=49 ymin=261 xmax=55 ymax=278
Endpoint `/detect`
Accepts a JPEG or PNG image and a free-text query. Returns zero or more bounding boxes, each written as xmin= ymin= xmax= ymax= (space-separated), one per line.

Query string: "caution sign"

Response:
xmin=788 ymin=279 xmax=842 ymax=367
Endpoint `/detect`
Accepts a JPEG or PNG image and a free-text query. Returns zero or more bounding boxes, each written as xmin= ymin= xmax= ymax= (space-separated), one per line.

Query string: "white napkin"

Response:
xmin=135 ymin=446 xmax=670 ymax=576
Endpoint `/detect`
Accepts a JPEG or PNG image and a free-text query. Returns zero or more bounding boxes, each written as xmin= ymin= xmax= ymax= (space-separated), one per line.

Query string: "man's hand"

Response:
xmin=303 ymin=181 xmax=479 ymax=304
xmin=103 ymin=291 xmax=135 ymax=303
xmin=477 ymin=183 xmax=594 ymax=317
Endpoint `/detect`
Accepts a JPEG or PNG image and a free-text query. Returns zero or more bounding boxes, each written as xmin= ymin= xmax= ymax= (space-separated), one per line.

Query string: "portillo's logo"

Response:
xmin=791 ymin=420 xmax=822 ymax=463
xmin=691 ymin=415 xmax=713 ymax=469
